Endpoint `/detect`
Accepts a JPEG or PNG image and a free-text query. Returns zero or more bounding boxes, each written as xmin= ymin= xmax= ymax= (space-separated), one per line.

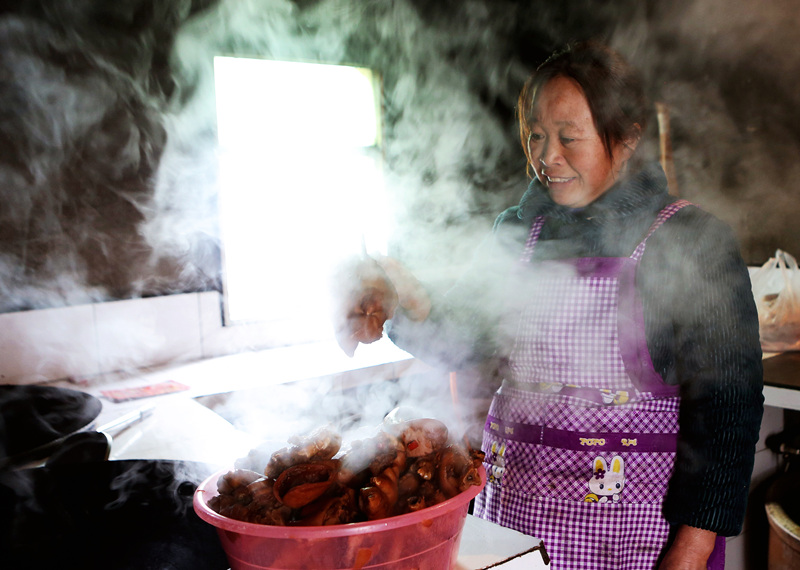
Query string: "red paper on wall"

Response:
xmin=100 ymin=380 xmax=189 ymax=402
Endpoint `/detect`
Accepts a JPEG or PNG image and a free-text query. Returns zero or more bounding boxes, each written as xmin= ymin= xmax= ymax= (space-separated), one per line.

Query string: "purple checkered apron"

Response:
xmin=474 ymin=200 xmax=726 ymax=569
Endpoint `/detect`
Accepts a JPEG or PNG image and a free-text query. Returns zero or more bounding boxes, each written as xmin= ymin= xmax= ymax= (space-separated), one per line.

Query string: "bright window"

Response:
xmin=214 ymin=56 xmax=388 ymax=342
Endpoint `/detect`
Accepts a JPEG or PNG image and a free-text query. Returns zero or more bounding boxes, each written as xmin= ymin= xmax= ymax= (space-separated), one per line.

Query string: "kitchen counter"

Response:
xmin=44 ymin=341 xmax=550 ymax=568
xmin=51 ymin=338 xmax=425 ymax=467
xmin=763 ymin=352 xmax=800 ymax=411
xmin=80 ymin=407 xmax=551 ymax=568
xmin=76 ymin=404 xmax=551 ymax=568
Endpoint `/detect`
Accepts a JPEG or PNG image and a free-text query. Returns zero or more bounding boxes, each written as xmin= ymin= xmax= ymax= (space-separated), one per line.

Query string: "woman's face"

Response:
xmin=527 ymin=76 xmax=635 ymax=208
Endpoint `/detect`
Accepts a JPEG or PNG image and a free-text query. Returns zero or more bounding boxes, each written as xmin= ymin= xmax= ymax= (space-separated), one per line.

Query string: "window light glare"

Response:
xmin=214 ymin=56 xmax=387 ymax=330
xmin=214 ymin=57 xmax=378 ymax=150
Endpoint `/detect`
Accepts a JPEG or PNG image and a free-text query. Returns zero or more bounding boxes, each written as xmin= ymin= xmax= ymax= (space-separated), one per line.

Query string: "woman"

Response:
xmin=335 ymin=42 xmax=763 ymax=569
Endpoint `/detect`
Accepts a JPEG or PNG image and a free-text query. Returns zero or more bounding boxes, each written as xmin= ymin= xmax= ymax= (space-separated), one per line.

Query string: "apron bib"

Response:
xmin=474 ymin=200 xmax=725 ymax=569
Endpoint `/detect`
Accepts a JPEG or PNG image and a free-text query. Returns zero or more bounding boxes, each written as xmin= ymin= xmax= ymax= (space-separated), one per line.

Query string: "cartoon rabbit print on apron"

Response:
xmin=586 ymin=455 xmax=624 ymax=503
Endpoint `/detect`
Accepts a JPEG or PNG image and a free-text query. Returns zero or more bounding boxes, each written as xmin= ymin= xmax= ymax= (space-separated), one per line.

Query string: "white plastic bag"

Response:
xmin=751 ymin=249 xmax=800 ymax=352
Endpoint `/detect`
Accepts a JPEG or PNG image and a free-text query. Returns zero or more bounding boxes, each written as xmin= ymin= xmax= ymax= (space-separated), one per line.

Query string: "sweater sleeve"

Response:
xmin=387 ymin=209 xmax=525 ymax=370
xmin=645 ymin=210 xmax=764 ymax=536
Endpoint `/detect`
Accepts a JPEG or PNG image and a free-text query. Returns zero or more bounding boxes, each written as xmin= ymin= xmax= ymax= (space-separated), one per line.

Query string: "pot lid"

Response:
xmin=0 ymin=384 xmax=102 ymax=467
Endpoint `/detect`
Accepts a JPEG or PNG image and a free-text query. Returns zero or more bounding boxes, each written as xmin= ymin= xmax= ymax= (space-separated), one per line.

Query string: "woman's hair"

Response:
xmin=518 ymin=41 xmax=649 ymax=173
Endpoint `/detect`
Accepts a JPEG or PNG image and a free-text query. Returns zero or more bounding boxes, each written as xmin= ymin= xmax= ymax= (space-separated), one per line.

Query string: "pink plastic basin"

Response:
xmin=193 ymin=466 xmax=485 ymax=570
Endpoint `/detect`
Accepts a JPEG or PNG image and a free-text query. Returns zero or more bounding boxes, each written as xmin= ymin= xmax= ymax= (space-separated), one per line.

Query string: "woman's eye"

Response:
xmin=529 ymin=133 xmax=544 ymax=142
xmin=560 ymin=137 xmax=575 ymax=144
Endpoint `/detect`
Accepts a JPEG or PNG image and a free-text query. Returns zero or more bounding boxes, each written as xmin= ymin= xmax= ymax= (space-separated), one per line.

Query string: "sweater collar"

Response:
xmin=518 ymin=161 xmax=669 ymax=223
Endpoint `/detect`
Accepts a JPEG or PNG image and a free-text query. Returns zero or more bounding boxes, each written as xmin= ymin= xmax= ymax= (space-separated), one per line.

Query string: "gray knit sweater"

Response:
xmin=389 ymin=161 xmax=764 ymax=536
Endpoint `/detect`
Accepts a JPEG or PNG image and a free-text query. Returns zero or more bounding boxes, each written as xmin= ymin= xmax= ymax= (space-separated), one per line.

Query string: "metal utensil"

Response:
xmin=44 ymin=405 xmax=155 ymax=467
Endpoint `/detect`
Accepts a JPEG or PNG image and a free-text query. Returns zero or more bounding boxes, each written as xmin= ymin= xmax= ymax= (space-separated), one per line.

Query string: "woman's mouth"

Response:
xmin=546 ymin=175 xmax=574 ymax=184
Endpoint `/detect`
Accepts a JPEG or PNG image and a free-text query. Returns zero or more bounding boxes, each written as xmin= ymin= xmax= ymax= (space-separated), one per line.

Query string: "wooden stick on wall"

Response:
xmin=655 ymin=102 xmax=679 ymax=197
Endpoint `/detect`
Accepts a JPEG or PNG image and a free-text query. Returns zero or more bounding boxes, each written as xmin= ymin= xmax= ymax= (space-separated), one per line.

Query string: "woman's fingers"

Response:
xmin=331 ymin=256 xmax=400 ymax=356
xmin=335 ymin=327 xmax=359 ymax=357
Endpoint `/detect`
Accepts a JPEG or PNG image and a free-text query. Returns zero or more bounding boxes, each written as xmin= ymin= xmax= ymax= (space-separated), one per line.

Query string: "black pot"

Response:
xmin=0 ymin=459 xmax=229 ymax=570
xmin=0 ymin=384 xmax=102 ymax=469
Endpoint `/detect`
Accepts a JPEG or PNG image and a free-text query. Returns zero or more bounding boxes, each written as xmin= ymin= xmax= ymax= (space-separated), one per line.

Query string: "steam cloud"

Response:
xmin=0 ymin=1 xmax=794 ymax=504
xmin=1 ymin=0 xmax=798 ymax=314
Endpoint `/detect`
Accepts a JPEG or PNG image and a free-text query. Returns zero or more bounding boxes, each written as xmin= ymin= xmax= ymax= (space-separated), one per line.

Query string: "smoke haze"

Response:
xmin=1 ymin=0 xmax=798 ymax=313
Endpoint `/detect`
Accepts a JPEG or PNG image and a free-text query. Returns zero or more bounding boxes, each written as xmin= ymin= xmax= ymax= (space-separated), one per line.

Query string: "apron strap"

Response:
xmin=518 ymin=216 xmax=546 ymax=263
xmin=630 ymin=199 xmax=693 ymax=261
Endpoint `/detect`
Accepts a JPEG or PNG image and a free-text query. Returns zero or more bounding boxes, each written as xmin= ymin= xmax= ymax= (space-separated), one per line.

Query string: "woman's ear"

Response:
xmin=623 ymin=123 xmax=642 ymax=155
xmin=616 ymin=123 xmax=641 ymax=167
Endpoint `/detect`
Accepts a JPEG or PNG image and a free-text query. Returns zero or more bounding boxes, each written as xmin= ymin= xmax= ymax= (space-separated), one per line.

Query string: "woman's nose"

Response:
xmin=539 ymin=140 xmax=561 ymax=166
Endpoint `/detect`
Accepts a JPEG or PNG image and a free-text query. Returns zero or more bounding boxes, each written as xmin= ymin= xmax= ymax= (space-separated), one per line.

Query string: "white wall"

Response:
xmin=0 ymin=291 xmax=381 ymax=385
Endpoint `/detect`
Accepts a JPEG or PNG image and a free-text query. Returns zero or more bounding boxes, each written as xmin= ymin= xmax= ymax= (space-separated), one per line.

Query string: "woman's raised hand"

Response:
xmin=330 ymin=255 xmax=430 ymax=357
xmin=330 ymin=255 xmax=399 ymax=357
